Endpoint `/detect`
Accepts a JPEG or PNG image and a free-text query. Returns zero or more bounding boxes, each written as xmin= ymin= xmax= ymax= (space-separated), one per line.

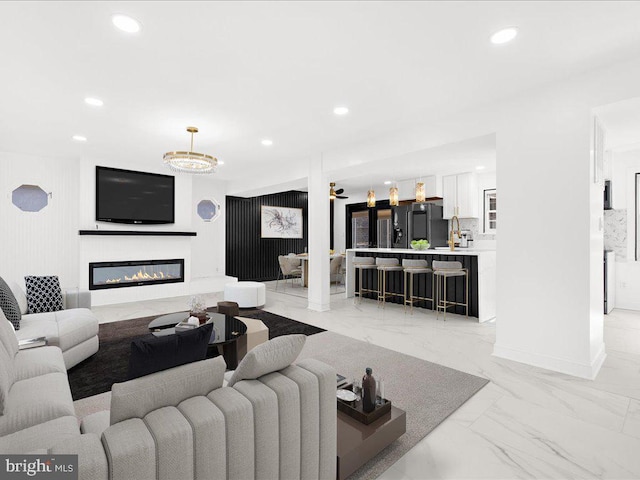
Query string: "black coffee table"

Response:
xmin=148 ymin=311 xmax=247 ymax=369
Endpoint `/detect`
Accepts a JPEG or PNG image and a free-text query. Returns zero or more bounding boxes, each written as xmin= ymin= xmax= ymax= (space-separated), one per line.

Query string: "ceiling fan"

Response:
xmin=329 ymin=182 xmax=349 ymax=200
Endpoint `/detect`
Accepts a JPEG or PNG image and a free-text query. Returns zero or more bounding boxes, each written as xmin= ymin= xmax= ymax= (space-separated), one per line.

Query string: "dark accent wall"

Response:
xmin=226 ymin=191 xmax=308 ymax=281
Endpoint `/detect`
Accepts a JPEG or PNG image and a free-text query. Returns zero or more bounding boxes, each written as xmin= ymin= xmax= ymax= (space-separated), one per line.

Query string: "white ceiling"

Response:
xmin=2 ymin=1 xmax=640 ymax=184
xmin=332 ymin=134 xmax=496 ymax=194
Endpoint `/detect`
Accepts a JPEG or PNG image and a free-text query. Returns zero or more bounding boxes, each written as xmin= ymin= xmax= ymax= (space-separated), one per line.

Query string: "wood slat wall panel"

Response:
xmin=226 ymin=191 xmax=308 ymax=281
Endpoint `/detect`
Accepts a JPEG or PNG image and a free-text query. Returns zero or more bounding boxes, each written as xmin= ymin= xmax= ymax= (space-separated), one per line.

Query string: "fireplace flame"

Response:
xmin=103 ymin=269 xmax=174 ymax=285
xmin=124 ymin=270 xmax=173 ymax=282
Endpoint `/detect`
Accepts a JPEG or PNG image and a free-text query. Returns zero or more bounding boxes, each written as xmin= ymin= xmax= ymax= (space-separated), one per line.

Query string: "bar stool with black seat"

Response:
xmin=377 ymin=257 xmax=404 ymax=308
xmin=433 ymin=260 xmax=468 ymax=320
xmin=402 ymin=259 xmax=434 ymax=314
xmin=353 ymin=257 xmax=377 ymax=303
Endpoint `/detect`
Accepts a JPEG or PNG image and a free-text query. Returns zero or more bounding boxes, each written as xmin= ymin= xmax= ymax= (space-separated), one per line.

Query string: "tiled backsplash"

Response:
xmin=604 ymin=209 xmax=627 ymax=260
xmin=450 ymin=218 xmax=496 ymax=241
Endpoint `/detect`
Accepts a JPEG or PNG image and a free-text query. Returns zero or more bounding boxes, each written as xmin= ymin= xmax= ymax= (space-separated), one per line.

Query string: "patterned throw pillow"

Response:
xmin=24 ymin=276 xmax=64 ymax=314
xmin=0 ymin=276 xmax=22 ymax=330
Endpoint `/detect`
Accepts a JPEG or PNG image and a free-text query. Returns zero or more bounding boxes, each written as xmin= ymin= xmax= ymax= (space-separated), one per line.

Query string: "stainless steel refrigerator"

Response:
xmin=407 ymin=203 xmax=449 ymax=247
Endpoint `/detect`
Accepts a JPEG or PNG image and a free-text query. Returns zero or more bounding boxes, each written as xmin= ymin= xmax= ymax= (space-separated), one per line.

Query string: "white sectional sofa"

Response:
xmin=0 ymin=312 xmax=337 ymax=479
xmin=0 ymin=310 xmax=80 ymax=454
xmin=8 ymin=282 xmax=99 ymax=369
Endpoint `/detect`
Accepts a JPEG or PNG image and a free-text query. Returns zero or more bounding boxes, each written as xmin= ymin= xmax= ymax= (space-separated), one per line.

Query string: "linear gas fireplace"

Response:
xmin=89 ymin=259 xmax=184 ymax=290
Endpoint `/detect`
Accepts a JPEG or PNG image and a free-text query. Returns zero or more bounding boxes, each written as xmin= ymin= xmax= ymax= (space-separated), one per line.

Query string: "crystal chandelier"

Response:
xmin=163 ymin=126 xmax=217 ymax=174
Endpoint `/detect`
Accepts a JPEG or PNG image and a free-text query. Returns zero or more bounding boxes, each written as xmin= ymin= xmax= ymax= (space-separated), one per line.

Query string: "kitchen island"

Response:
xmin=345 ymin=248 xmax=496 ymax=322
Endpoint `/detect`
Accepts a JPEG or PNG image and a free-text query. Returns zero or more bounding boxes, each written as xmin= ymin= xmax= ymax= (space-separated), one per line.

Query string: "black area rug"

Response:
xmin=67 ymin=308 xmax=325 ymax=401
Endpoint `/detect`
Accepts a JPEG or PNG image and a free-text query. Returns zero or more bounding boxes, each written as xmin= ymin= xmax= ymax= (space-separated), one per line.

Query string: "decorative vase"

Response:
xmin=190 ymin=310 xmax=208 ymax=325
xmin=362 ymin=367 xmax=376 ymax=413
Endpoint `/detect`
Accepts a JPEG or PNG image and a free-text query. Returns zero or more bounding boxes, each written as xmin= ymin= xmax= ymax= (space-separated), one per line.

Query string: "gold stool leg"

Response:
xmin=382 ymin=270 xmax=386 ymax=309
xmin=443 ymin=275 xmax=447 ymax=321
xmin=403 ymin=270 xmax=408 ymax=313
xmin=410 ymin=272 xmax=414 ymax=315
xmin=436 ymin=274 xmax=440 ymax=320
xmin=431 ymin=272 xmax=435 ymax=310
xmin=466 ymin=269 xmax=469 ymax=317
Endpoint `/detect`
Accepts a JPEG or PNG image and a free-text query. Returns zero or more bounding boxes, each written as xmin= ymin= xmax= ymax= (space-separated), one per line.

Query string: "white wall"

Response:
xmin=0 ymin=152 xmax=80 ymax=289
xmin=191 ymin=176 xmax=226 ymax=279
xmin=494 ymin=94 xmax=603 ymax=379
xmin=320 ymin=58 xmax=640 ymax=379
xmin=1 ymin=152 xmax=228 ymax=305
xmin=609 ymin=149 xmax=640 ymax=310
xmin=77 ymin=157 xmax=195 ymax=305
xmin=490 ymin=58 xmax=640 ymax=379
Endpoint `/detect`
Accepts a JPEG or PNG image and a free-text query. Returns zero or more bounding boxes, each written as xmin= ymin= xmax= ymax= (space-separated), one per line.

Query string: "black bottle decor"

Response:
xmin=362 ymin=367 xmax=376 ymax=413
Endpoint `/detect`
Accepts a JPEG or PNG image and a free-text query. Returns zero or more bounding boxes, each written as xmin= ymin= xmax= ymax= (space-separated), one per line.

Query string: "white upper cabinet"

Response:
xmin=442 ymin=173 xmax=478 ymax=219
xmin=442 ymin=175 xmax=457 ymax=219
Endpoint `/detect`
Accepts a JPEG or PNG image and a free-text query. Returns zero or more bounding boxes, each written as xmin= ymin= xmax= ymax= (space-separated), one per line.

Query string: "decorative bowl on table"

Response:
xmin=336 ymin=389 xmax=358 ymax=402
xmin=410 ymin=240 xmax=430 ymax=250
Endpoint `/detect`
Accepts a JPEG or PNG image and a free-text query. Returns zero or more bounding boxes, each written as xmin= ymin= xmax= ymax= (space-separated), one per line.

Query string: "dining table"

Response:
xmin=296 ymin=253 xmax=344 ymax=287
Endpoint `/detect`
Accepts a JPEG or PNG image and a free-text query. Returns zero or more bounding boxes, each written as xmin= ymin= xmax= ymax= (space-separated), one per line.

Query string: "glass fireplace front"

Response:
xmin=89 ymin=259 xmax=184 ymax=290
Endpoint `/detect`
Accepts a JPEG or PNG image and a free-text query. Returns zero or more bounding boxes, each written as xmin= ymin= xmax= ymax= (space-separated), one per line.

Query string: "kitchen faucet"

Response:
xmin=448 ymin=215 xmax=460 ymax=251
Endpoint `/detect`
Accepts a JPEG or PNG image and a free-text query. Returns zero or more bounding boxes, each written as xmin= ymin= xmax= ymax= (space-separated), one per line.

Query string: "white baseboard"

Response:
xmin=189 ymin=275 xmax=237 ymax=295
xmin=307 ymin=301 xmax=330 ymax=312
xmin=493 ymin=342 xmax=606 ymax=380
xmin=92 ymin=275 xmax=237 ymax=306
xmin=613 ymin=299 xmax=640 ymax=311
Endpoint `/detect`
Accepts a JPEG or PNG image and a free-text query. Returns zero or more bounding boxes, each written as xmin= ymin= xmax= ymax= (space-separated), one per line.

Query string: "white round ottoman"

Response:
xmin=224 ymin=282 xmax=266 ymax=308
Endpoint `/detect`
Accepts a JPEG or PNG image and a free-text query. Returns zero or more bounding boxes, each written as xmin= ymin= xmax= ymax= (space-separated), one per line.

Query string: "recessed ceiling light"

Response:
xmin=476 ymin=165 xmax=486 ymax=170
xmin=384 ymin=180 xmax=392 ymax=185
xmin=112 ymin=14 xmax=141 ymax=34
xmin=261 ymin=139 xmax=273 ymax=146
xmin=84 ymin=97 xmax=104 ymax=107
xmin=72 ymin=135 xmax=87 ymax=142
xmin=218 ymin=160 xmax=225 ymax=165
xmin=490 ymin=27 xmax=518 ymax=45
xmin=333 ymin=106 xmax=349 ymax=115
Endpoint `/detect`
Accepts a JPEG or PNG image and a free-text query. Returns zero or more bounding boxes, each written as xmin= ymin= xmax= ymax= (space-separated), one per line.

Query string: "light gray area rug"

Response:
xmin=298 ymin=331 xmax=489 ymax=480
xmin=74 ymin=330 xmax=488 ymax=480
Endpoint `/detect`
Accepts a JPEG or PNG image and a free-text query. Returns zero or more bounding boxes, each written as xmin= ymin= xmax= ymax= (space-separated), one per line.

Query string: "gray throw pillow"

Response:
xmin=24 ymin=276 xmax=64 ymax=314
xmin=0 ymin=276 xmax=21 ymax=330
xmin=0 ymin=310 xmax=19 ymax=358
xmin=227 ymin=334 xmax=306 ymax=387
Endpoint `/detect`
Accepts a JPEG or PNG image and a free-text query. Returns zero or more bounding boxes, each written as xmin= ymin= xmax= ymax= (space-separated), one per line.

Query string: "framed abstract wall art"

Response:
xmin=261 ymin=206 xmax=303 ymax=238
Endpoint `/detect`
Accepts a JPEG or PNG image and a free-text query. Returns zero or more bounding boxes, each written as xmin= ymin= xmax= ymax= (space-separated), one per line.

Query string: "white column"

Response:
xmin=493 ymin=98 xmax=605 ymax=379
xmin=307 ymin=154 xmax=331 ymax=311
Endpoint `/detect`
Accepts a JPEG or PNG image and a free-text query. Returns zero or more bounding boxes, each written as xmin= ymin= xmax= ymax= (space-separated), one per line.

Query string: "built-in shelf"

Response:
xmin=79 ymin=230 xmax=197 ymax=237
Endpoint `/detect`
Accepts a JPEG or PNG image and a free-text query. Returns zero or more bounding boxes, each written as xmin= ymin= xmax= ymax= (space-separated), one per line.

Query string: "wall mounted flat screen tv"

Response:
xmin=96 ymin=166 xmax=175 ymax=224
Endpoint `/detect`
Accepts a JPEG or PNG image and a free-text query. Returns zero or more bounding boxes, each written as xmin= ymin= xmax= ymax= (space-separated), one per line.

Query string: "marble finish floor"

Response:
xmin=263 ymin=279 xmax=346 ymax=299
xmin=94 ymin=290 xmax=640 ymax=479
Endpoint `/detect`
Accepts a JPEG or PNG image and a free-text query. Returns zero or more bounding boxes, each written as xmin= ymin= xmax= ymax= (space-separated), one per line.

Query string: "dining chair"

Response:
xmin=330 ymin=256 xmax=344 ymax=290
xmin=276 ymin=255 xmax=302 ymax=290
